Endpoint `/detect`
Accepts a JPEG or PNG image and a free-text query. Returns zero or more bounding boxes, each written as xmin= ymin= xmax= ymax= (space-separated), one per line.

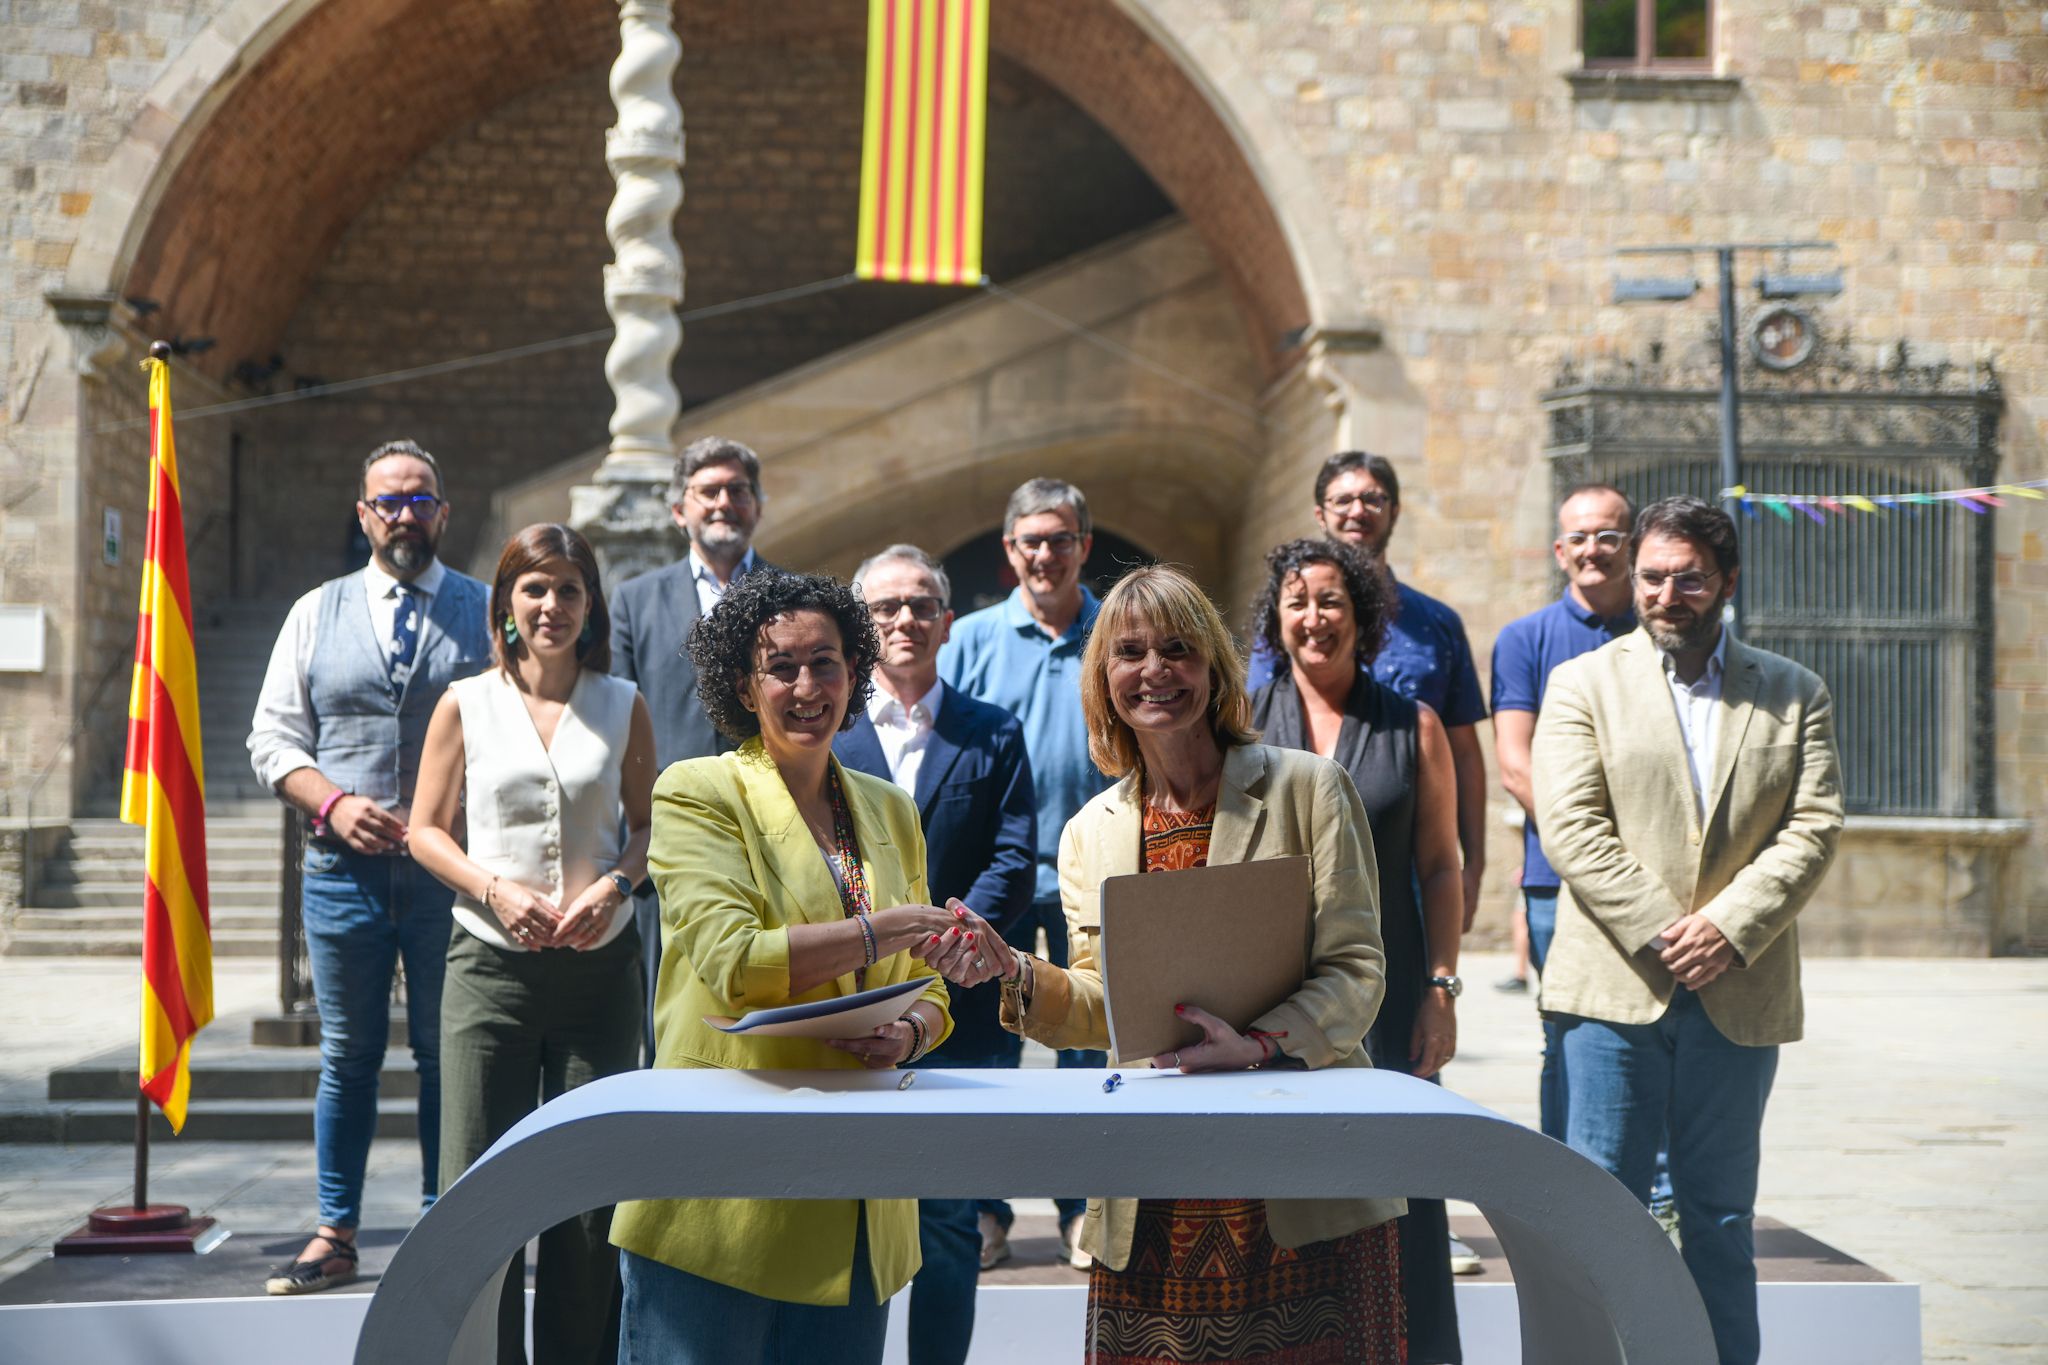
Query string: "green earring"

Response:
xmin=503 ymin=616 xmax=518 ymax=644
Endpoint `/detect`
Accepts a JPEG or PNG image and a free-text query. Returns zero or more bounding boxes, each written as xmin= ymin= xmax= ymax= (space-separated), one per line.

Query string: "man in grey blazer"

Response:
xmin=1533 ymin=496 xmax=1843 ymax=1365
xmin=609 ymin=436 xmax=774 ymax=1055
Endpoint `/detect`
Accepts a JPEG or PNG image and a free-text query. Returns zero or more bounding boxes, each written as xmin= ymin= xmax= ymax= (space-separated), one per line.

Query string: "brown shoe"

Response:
xmin=978 ymin=1212 xmax=1011 ymax=1271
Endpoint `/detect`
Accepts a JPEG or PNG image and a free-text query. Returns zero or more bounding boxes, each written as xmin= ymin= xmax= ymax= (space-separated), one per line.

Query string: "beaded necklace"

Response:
xmin=824 ymin=765 xmax=874 ymax=989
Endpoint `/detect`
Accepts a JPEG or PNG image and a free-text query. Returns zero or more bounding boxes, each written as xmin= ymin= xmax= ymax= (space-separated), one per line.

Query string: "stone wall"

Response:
xmin=227 ymin=45 xmax=1170 ymax=594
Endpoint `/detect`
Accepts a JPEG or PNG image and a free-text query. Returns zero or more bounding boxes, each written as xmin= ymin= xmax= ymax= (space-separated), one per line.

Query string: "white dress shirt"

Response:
xmin=1662 ymin=627 xmax=1728 ymax=824
xmin=866 ymin=678 xmax=944 ymax=797
xmin=689 ymin=547 xmax=756 ymax=620
xmin=247 ymin=558 xmax=448 ymax=791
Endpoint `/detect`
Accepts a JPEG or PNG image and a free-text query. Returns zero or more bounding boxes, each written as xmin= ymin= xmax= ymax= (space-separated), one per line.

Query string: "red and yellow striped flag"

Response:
xmin=119 ymin=354 xmax=213 ymax=1134
xmin=855 ymin=0 xmax=989 ymax=286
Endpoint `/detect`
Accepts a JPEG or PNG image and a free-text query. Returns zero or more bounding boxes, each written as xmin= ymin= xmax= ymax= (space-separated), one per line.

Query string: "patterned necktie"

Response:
xmin=388 ymin=584 xmax=420 ymax=697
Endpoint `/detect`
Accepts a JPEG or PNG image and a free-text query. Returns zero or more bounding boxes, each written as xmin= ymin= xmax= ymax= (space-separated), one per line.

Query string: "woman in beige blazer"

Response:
xmin=946 ymin=565 xmax=1407 ymax=1365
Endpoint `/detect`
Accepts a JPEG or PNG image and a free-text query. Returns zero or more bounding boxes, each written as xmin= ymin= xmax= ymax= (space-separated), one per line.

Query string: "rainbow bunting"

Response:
xmin=119 ymin=355 xmax=214 ymax=1134
xmin=855 ymin=0 xmax=989 ymax=286
xmin=1722 ymin=477 xmax=2048 ymax=522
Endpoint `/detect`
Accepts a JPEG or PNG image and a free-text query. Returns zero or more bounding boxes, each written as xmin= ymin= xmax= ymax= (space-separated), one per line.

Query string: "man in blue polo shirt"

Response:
xmin=940 ymin=476 xmax=1112 ymax=1273
xmin=1490 ymin=483 xmax=1636 ymax=1139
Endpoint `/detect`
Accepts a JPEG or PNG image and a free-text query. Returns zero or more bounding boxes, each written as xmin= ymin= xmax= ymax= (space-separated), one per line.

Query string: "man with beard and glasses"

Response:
xmin=609 ymin=436 xmax=775 ymax=1060
xmin=1532 ymin=496 xmax=1843 ymax=1365
xmin=248 ymin=440 xmax=493 ymax=1296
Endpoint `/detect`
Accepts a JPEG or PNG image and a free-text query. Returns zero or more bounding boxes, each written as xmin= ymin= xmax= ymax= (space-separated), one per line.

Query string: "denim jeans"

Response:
xmin=1522 ymin=889 xmax=1567 ymax=1141
xmin=1558 ymin=989 xmax=1779 ymax=1365
xmin=617 ymin=1212 xmax=888 ymax=1365
xmin=300 ymin=844 xmax=456 ymax=1229
xmin=900 ymin=1048 xmax=1014 ymax=1365
xmin=1025 ymin=898 xmax=1102 ymax=1229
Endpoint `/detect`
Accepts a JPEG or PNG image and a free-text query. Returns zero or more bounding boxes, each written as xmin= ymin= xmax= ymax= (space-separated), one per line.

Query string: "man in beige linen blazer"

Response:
xmin=1532 ymin=496 xmax=1842 ymax=1365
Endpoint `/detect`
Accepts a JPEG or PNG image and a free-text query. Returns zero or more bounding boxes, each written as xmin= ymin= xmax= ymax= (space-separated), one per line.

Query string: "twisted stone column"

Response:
xmin=571 ymin=0 xmax=687 ymax=585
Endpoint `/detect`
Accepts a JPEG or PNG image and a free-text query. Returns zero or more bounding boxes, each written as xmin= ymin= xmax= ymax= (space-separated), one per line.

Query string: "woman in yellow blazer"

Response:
xmin=943 ymin=565 xmax=1408 ymax=1364
xmin=610 ymin=570 xmax=960 ymax=1365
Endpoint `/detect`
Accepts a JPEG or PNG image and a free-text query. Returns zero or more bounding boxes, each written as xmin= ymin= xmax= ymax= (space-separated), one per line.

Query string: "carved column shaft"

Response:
xmin=572 ymin=0 xmax=687 ymax=584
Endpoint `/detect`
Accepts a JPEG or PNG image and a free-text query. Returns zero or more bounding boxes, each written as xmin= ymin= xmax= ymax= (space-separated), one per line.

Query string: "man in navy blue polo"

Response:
xmin=1490 ymin=483 xmax=1636 ymax=1139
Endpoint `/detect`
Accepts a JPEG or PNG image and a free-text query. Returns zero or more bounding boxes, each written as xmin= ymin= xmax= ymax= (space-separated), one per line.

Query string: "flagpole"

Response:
xmin=135 ymin=1089 xmax=150 ymax=1211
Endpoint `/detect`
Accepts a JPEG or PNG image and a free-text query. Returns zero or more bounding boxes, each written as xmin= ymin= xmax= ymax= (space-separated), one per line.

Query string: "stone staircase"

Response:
xmin=5 ymin=600 xmax=294 ymax=958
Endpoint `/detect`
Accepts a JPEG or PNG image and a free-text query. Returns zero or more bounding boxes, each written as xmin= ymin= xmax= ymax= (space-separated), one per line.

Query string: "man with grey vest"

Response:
xmin=247 ymin=440 xmax=492 ymax=1296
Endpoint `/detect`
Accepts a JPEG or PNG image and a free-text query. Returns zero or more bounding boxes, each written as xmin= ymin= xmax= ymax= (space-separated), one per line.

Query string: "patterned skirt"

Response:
xmin=1085 ymin=1198 xmax=1406 ymax=1365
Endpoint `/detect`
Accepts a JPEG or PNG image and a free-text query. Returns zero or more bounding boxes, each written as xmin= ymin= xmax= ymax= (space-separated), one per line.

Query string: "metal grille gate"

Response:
xmin=1542 ymin=343 xmax=2001 ymax=817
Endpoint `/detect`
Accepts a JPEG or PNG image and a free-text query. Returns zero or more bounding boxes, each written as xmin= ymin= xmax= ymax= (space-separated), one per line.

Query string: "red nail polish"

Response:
xmin=929 ymin=934 xmax=941 ymax=944
xmin=1174 ymin=1004 xmax=1186 ymax=1014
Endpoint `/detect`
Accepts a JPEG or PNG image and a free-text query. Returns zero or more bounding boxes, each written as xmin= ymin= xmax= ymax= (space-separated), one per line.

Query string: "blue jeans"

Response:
xmin=1558 ymin=989 xmax=1779 ymax=1365
xmin=1026 ymin=899 xmax=1102 ymax=1228
xmin=300 ymin=844 xmax=455 ymax=1229
xmin=618 ymin=1213 xmax=887 ymax=1365
xmin=1523 ymin=889 xmax=1567 ymax=1141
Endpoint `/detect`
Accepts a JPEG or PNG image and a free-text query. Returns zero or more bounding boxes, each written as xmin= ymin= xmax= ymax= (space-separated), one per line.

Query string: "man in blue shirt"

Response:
xmin=1490 ymin=483 xmax=1635 ymax=1140
xmin=939 ymin=476 xmax=1112 ymax=1272
xmin=1249 ymin=452 xmax=1490 ymax=926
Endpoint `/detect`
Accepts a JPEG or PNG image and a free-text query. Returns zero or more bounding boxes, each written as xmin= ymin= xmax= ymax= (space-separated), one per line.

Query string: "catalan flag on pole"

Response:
xmin=119 ymin=353 xmax=213 ymax=1134
xmin=855 ymin=0 xmax=989 ymax=285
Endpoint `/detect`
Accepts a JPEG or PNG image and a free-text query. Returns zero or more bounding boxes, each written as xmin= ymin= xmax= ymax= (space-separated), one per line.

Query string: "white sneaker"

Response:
xmin=1064 ymin=1218 xmax=1093 ymax=1272
xmin=1448 ymin=1233 xmax=1482 ymax=1275
xmin=978 ymin=1212 xmax=1011 ymax=1271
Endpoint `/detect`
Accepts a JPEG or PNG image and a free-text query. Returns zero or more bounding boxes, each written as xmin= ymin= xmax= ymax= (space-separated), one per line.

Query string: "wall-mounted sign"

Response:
xmin=103 ymin=507 xmax=122 ymax=567
xmin=1751 ymin=305 xmax=1816 ymax=372
xmin=0 ymin=604 xmax=47 ymax=672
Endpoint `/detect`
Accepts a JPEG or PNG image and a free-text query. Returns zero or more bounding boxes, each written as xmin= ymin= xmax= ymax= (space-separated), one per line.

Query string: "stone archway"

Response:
xmin=72 ymin=0 xmax=1358 ymax=392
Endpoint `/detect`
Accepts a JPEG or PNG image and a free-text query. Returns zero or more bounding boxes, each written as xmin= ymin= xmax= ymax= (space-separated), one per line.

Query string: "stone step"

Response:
xmin=37 ymin=883 xmax=281 ymax=908
xmin=43 ymin=858 xmax=284 ymax=881
xmin=68 ymin=818 xmax=279 ymax=837
xmin=48 ymin=1041 xmax=418 ymax=1103
xmin=14 ymin=906 xmax=279 ymax=933
xmin=0 ymin=1096 xmax=418 ymax=1143
xmin=1 ymin=928 xmax=277 ymax=957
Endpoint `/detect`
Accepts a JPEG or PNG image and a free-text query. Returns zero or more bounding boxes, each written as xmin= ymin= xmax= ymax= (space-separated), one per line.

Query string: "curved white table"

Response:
xmin=353 ymin=1066 xmax=1714 ymax=1364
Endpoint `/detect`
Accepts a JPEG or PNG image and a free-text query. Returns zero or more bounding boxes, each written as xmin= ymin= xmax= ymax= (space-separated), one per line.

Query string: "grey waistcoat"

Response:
xmin=310 ymin=567 xmax=493 ymax=808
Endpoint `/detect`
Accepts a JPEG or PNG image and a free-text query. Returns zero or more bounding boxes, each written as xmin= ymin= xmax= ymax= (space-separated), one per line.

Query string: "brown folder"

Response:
xmin=1097 ymin=855 xmax=1313 ymax=1065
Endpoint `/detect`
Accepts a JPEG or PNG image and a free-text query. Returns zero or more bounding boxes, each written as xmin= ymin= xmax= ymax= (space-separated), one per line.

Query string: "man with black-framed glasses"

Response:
xmin=1533 ymin=496 xmax=1843 ymax=1365
xmin=248 ymin=439 xmax=493 ymax=1297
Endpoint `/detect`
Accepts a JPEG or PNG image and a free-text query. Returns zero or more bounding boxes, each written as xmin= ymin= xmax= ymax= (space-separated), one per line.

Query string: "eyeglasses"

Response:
xmin=1562 ymin=530 xmax=1628 ymax=550
xmin=1006 ymin=532 xmax=1082 ymax=557
xmin=364 ymin=493 xmax=442 ymax=522
xmin=1633 ymin=569 xmax=1722 ymax=598
xmin=866 ymin=595 xmax=945 ymax=623
xmin=686 ymin=481 xmax=757 ymax=507
xmin=1322 ymin=492 xmax=1391 ymax=514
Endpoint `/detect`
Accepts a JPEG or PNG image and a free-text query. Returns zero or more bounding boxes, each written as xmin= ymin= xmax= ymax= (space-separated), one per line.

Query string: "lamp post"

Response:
xmin=1610 ymin=241 xmax=1841 ymax=632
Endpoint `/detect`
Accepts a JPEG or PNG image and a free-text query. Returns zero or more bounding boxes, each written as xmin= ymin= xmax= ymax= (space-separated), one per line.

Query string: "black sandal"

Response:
xmin=264 ymin=1233 xmax=359 ymax=1296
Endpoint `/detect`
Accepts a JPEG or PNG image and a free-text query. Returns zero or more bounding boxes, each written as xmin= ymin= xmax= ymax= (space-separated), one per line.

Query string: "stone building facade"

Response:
xmin=2 ymin=0 xmax=2041 ymax=952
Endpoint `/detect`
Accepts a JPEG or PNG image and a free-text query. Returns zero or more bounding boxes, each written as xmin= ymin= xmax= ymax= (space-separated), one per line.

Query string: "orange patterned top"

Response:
xmin=1141 ymin=804 xmax=1215 ymax=873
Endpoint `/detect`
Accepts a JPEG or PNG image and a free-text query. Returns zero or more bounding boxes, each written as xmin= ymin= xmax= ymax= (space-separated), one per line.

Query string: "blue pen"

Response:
xmin=1101 ymin=1072 xmax=1123 ymax=1094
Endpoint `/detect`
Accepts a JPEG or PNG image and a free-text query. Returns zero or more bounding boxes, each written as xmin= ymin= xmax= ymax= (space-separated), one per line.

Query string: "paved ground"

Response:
xmin=0 ymin=952 xmax=2042 ymax=1360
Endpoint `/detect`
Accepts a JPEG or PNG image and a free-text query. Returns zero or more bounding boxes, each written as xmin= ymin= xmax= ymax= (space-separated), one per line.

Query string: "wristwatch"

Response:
xmin=605 ymin=871 xmax=634 ymax=901
xmin=1426 ymin=974 xmax=1463 ymax=998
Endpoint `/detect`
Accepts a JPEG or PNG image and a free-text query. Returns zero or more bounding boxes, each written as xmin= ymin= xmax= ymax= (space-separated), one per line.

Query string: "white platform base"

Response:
xmin=0 ymin=1279 xmax=1919 ymax=1365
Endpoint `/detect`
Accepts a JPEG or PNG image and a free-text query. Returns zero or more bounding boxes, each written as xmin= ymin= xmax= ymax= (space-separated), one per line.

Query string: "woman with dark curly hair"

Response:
xmin=608 ymin=569 xmax=964 ymax=1365
xmin=1247 ymin=536 xmax=1467 ymax=1363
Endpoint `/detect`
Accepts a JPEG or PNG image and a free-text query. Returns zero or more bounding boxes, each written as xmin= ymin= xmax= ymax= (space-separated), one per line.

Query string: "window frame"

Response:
xmin=1582 ymin=0 xmax=1715 ymax=72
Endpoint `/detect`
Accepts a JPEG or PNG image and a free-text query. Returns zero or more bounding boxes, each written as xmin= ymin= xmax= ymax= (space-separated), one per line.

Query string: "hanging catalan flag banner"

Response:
xmin=120 ymin=350 xmax=214 ymax=1134
xmin=855 ymin=0 xmax=989 ymax=286
xmin=1725 ymin=478 xmax=2048 ymax=522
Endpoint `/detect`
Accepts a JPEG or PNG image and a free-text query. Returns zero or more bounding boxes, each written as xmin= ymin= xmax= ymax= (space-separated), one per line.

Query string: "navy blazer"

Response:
xmin=609 ymin=556 xmax=774 ymax=770
xmin=836 ymin=685 xmax=1036 ymax=1060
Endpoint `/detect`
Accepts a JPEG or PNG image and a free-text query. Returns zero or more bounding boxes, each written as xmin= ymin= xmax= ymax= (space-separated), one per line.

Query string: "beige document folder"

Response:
xmin=1097 ymin=855 xmax=1313 ymax=1065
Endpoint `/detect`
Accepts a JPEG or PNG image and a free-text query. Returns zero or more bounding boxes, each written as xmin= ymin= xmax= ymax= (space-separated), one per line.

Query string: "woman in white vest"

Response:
xmin=410 ymin=522 xmax=657 ymax=1364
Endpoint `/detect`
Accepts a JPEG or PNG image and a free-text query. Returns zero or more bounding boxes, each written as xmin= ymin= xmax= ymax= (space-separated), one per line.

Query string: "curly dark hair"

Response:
xmin=687 ymin=569 xmax=882 ymax=742
xmin=1248 ymin=537 xmax=1398 ymax=668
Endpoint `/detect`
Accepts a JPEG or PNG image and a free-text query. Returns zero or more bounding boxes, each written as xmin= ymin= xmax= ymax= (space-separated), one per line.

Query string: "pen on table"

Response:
xmin=897 ymin=1071 xmax=917 ymax=1091
xmin=1101 ymin=1072 xmax=1123 ymax=1094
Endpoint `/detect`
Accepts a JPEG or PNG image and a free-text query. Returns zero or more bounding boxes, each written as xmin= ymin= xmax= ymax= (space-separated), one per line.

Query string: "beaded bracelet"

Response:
xmin=855 ymin=913 xmax=878 ymax=967
xmin=903 ymin=1012 xmax=927 ymax=1063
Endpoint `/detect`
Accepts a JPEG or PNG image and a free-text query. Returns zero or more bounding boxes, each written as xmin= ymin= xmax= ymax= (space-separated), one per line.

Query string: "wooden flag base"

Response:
xmin=55 ymin=1204 xmax=226 ymax=1256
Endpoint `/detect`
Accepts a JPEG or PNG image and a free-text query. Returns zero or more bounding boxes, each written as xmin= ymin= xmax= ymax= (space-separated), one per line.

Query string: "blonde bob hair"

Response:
xmin=1080 ymin=565 xmax=1259 ymax=782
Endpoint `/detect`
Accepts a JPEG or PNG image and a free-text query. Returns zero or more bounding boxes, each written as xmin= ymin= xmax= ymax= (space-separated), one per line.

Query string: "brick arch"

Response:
xmin=101 ymin=0 xmax=1342 ymax=384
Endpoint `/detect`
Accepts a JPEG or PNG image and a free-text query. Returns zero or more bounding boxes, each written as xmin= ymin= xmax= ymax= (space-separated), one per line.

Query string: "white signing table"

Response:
xmin=353 ymin=1066 xmax=1715 ymax=1364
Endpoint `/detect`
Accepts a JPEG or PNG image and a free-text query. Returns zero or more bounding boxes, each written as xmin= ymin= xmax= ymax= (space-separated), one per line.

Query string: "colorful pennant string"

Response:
xmin=1723 ymin=478 xmax=2048 ymax=520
